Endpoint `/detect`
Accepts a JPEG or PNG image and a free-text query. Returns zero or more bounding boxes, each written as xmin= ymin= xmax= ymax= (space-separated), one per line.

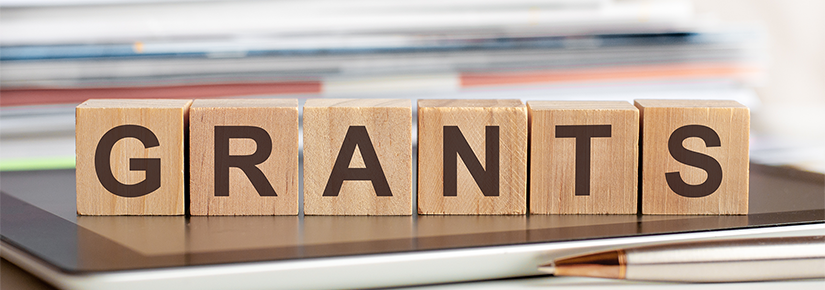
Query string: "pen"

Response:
xmin=539 ymin=235 xmax=825 ymax=282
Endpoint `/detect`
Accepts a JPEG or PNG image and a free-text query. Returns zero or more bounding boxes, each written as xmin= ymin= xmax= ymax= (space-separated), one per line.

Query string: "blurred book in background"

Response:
xmin=3 ymin=0 xmax=812 ymax=175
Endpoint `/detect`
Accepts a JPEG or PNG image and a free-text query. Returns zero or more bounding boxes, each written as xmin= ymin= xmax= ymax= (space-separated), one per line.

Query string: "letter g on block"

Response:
xmin=94 ymin=125 xmax=161 ymax=198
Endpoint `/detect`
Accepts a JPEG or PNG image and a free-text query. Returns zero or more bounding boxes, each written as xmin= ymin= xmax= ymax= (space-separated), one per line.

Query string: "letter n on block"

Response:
xmin=528 ymin=101 xmax=639 ymax=214
xmin=189 ymin=99 xmax=299 ymax=215
xmin=635 ymin=100 xmax=749 ymax=215
xmin=418 ymin=99 xmax=527 ymax=215
xmin=76 ymin=99 xmax=192 ymax=215
xmin=303 ymin=99 xmax=412 ymax=215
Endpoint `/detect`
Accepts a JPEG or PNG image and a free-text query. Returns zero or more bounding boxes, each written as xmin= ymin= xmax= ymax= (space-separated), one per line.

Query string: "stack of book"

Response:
xmin=0 ymin=0 xmax=766 ymax=170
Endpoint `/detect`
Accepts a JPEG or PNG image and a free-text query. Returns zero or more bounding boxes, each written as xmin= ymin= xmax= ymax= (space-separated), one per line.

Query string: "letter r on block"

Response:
xmin=214 ymin=126 xmax=277 ymax=197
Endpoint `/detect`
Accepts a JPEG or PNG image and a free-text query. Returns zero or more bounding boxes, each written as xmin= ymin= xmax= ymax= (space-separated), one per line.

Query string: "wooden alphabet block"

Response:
xmin=303 ymin=99 xmax=412 ymax=215
xmin=635 ymin=99 xmax=749 ymax=215
xmin=417 ymin=99 xmax=527 ymax=215
xmin=189 ymin=99 xmax=299 ymax=215
xmin=76 ymin=99 xmax=192 ymax=215
xmin=528 ymin=101 xmax=639 ymax=214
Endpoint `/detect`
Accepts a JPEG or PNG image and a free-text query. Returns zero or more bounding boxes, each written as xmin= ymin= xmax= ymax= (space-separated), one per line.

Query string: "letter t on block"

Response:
xmin=189 ymin=99 xmax=299 ymax=215
xmin=303 ymin=99 xmax=412 ymax=215
xmin=528 ymin=101 xmax=639 ymax=214
xmin=76 ymin=99 xmax=192 ymax=215
xmin=418 ymin=99 xmax=528 ymax=215
xmin=635 ymin=99 xmax=749 ymax=215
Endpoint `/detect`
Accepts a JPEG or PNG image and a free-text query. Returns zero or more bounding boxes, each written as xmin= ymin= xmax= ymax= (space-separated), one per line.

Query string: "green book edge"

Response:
xmin=0 ymin=156 xmax=76 ymax=172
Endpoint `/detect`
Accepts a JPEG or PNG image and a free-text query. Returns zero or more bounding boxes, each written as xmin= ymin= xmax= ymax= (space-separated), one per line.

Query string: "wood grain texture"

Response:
xmin=189 ymin=99 xmax=299 ymax=215
xmin=636 ymin=99 xmax=750 ymax=215
xmin=76 ymin=99 xmax=191 ymax=215
xmin=303 ymin=99 xmax=412 ymax=215
xmin=417 ymin=99 xmax=527 ymax=215
xmin=528 ymin=101 xmax=638 ymax=214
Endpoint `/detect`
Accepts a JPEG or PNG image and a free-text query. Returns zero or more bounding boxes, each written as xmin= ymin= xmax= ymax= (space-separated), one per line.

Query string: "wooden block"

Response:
xmin=528 ymin=101 xmax=639 ymax=214
xmin=189 ymin=99 xmax=299 ymax=215
xmin=635 ymin=99 xmax=750 ymax=215
xmin=76 ymin=99 xmax=191 ymax=215
xmin=417 ymin=99 xmax=527 ymax=215
xmin=303 ymin=99 xmax=412 ymax=215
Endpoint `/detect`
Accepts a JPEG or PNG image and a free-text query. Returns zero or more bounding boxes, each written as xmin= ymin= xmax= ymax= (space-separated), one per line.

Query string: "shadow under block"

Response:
xmin=418 ymin=99 xmax=528 ymax=215
xmin=189 ymin=99 xmax=299 ymax=215
xmin=528 ymin=101 xmax=639 ymax=214
xmin=635 ymin=100 xmax=750 ymax=215
xmin=303 ymin=99 xmax=412 ymax=215
xmin=76 ymin=99 xmax=192 ymax=215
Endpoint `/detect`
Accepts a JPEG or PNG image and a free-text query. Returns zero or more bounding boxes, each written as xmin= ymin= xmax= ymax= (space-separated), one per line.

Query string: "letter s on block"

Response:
xmin=95 ymin=125 xmax=161 ymax=198
xmin=665 ymin=124 xmax=723 ymax=198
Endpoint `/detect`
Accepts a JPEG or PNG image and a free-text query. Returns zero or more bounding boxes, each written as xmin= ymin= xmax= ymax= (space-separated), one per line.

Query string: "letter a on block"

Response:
xmin=635 ymin=99 xmax=749 ymax=215
xmin=528 ymin=101 xmax=638 ymax=214
xmin=418 ymin=99 xmax=527 ymax=215
xmin=303 ymin=99 xmax=412 ymax=215
xmin=322 ymin=126 xmax=393 ymax=197
xmin=76 ymin=99 xmax=192 ymax=215
xmin=189 ymin=99 xmax=299 ymax=216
